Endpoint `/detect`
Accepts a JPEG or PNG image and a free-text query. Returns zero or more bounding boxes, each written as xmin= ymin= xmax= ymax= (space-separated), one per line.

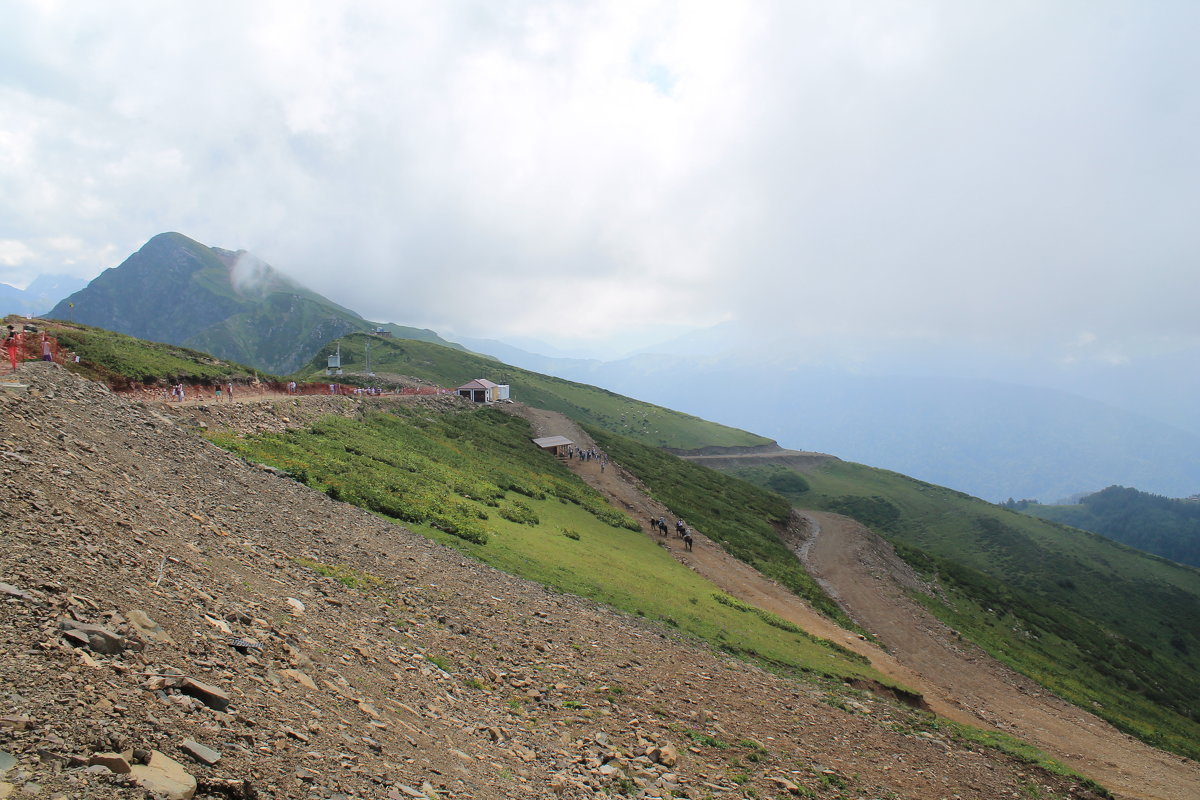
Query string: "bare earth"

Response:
xmin=511 ymin=405 xmax=1200 ymax=800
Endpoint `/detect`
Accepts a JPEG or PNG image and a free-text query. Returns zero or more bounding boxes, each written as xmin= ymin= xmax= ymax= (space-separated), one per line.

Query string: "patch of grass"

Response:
xmin=426 ymin=653 xmax=453 ymax=673
xmin=293 ymin=557 xmax=384 ymax=591
xmin=208 ymin=406 xmax=640 ymax=546
xmin=682 ymin=729 xmax=729 ymax=749
xmin=43 ymin=319 xmax=269 ymax=387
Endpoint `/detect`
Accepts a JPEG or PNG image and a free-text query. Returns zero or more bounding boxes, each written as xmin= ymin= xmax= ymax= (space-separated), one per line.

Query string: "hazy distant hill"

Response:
xmin=47 ymin=233 xmax=463 ymax=374
xmin=477 ymin=345 xmax=1200 ymax=503
xmin=1 ymin=274 xmax=88 ymax=317
xmin=1016 ymin=486 xmax=1200 ymax=568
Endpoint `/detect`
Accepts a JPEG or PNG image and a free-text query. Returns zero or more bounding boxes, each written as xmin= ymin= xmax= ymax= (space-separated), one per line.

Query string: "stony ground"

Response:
xmin=0 ymin=362 xmax=1112 ymax=799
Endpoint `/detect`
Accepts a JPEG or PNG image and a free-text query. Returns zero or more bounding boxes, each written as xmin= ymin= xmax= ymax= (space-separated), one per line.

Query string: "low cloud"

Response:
xmin=1 ymin=1 xmax=1197 ymax=364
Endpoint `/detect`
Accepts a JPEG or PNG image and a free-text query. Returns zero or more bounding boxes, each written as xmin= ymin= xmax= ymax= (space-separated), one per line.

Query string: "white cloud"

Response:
xmin=0 ymin=240 xmax=35 ymax=267
xmin=0 ymin=0 xmax=1196 ymax=359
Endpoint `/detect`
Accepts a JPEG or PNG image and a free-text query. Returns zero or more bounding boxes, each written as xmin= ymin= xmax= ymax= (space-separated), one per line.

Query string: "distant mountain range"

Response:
xmin=47 ymin=232 xmax=463 ymax=375
xmin=460 ymin=339 xmax=1200 ymax=504
xmin=1 ymin=274 xmax=88 ymax=317
xmin=41 ymin=232 xmax=1200 ymax=503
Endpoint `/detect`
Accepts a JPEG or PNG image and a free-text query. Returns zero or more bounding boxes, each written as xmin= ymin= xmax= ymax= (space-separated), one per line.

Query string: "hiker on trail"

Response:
xmin=5 ymin=326 xmax=20 ymax=371
xmin=215 ymin=385 xmax=222 ymax=401
xmin=227 ymin=382 xmax=235 ymax=401
xmin=40 ymin=333 xmax=52 ymax=362
xmin=683 ymin=530 xmax=694 ymax=551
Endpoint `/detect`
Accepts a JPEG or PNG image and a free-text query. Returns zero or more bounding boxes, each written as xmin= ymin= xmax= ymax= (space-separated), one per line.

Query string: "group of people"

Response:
xmin=650 ymin=516 xmax=694 ymax=550
xmin=166 ymin=382 xmax=236 ymax=402
xmin=5 ymin=325 xmax=56 ymax=371
xmin=567 ymin=444 xmax=609 ymax=472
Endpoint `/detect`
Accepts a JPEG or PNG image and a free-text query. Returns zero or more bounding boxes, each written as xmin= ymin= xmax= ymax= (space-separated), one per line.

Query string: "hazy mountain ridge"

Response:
xmin=0 ymin=273 xmax=89 ymax=317
xmin=37 ymin=233 xmax=1200 ymax=501
xmin=46 ymin=232 xmax=465 ymax=375
xmin=464 ymin=341 xmax=1200 ymax=503
xmin=1015 ymin=486 xmax=1200 ymax=568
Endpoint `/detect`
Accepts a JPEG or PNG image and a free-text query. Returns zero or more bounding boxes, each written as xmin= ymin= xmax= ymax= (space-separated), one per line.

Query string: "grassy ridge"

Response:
xmin=728 ymin=460 xmax=1200 ymax=761
xmin=207 ymin=404 xmax=890 ymax=687
xmin=294 ymin=333 xmax=771 ymax=450
xmin=44 ymin=320 xmax=269 ymax=385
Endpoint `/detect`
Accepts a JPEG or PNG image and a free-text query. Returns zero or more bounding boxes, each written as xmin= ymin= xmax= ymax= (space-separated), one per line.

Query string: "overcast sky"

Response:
xmin=2 ymin=1 xmax=1197 ymax=364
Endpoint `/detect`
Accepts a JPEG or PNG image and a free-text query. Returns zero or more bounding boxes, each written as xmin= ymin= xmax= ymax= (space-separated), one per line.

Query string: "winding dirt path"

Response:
xmin=796 ymin=510 xmax=1200 ymax=800
xmin=507 ymin=404 xmax=1200 ymax=800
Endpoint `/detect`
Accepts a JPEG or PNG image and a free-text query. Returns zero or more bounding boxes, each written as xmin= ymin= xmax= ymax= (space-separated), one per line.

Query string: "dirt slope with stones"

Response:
xmin=0 ymin=362 xmax=1110 ymax=800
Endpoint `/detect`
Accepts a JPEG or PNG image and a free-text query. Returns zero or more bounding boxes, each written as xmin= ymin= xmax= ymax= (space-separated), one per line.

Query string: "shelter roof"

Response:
xmin=457 ymin=379 xmax=499 ymax=390
xmin=532 ymin=435 xmax=574 ymax=449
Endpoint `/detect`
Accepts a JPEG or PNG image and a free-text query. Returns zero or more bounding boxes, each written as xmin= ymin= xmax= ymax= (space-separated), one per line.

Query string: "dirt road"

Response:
xmin=796 ymin=510 xmax=1200 ymax=800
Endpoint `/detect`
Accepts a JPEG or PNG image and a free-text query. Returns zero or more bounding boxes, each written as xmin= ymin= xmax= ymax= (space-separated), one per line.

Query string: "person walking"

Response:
xmin=5 ymin=326 xmax=20 ymax=371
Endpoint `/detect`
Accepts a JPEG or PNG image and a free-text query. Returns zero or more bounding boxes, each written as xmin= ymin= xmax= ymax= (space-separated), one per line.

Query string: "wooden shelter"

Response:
xmin=532 ymin=435 xmax=573 ymax=457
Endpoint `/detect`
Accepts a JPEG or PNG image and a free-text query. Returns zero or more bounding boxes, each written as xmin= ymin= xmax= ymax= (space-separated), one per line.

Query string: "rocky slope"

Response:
xmin=0 ymin=362 xmax=1109 ymax=799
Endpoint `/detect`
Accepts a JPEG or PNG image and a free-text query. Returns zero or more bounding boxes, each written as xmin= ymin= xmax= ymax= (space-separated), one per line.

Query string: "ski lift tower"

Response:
xmin=325 ymin=344 xmax=343 ymax=376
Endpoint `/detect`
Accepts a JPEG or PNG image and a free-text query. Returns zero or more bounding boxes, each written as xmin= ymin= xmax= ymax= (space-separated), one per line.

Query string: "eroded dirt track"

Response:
xmin=796 ymin=510 xmax=1200 ymax=800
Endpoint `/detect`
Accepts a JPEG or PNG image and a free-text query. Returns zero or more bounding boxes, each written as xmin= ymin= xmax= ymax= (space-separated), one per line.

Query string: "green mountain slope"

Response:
xmin=47 ymin=232 xmax=466 ymax=374
xmin=38 ymin=319 xmax=268 ymax=386
xmin=724 ymin=459 xmax=1200 ymax=760
xmin=295 ymin=332 xmax=772 ymax=450
xmin=206 ymin=406 xmax=889 ymax=689
xmin=1014 ymin=486 xmax=1200 ymax=568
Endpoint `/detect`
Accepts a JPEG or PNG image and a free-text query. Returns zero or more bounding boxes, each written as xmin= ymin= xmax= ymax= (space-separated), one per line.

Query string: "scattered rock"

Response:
xmin=279 ymin=668 xmax=317 ymax=691
xmin=58 ymin=619 xmax=124 ymax=654
xmin=0 ymin=582 xmax=33 ymax=602
xmin=127 ymin=609 xmax=172 ymax=643
xmin=88 ymin=752 xmax=132 ymax=774
xmin=179 ymin=677 xmax=230 ymax=711
xmin=128 ymin=750 xmax=196 ymax=800
xmin=180 ymin=739 xmax=221 ymax=766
